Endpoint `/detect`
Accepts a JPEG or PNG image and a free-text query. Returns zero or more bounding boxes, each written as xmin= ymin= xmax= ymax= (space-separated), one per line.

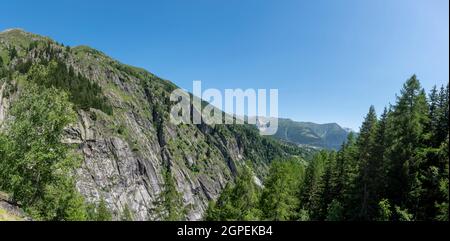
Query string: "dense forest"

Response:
xmin=206 ymin=76 xmax=449 ymax=221
xmin=2 ymin=41 xmax=113 ymax=115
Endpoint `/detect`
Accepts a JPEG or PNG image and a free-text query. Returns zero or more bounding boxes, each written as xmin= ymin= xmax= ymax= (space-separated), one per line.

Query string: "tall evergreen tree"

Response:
xmin=333 ymin=133 xmax=358 ymax=220
xmin=428 ymin=85 xmax=440 ymax=147
xmin=317 ymin=151 xmax=337 ymax=220
xmin=205 ymin=166 xmax=261 ymax=221
xmin=386 ymin=75 xmax=429 ymax=220
xmin=372 ymin=107 xmax=392 ymax=200
xmin=353 ymin=106 xmax=378 ymax=220
xmin=151 ymin=170 xmax=188 ymax=221
xmin=299 ymin=152 xmax=326 ymax=220
xmin=260 ymin=159 xmax=304 ymax=220
xmin=436 ymin=85 xmax=449 ymax=144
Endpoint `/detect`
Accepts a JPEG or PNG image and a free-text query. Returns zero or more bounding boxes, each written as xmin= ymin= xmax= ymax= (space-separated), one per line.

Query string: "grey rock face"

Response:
xmin=0 ymin=29 xmax=301 ymax=220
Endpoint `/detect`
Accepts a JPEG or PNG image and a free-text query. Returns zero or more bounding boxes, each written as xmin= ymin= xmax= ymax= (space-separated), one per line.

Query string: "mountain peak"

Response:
xmin=1 ymin=28 xmax=25 ymax=33
xmin=273 ymin=119 xmax=351 ymax=150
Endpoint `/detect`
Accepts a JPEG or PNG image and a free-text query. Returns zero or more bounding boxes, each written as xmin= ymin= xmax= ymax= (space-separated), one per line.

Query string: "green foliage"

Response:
xmin=297 ymin=209 xmax=310 ymax=221
xmin=395 ymin=206 xmax=413 ymax=221
xmin=151 ymin=170 xmax=188 ymax=221
xmin=377 ymin=199 xmax=392 ymax=221
xmin=0 ymin=55 xmax=8 ymax=79
xmin=274 ymin=119 xmax=350 ymax=150
xmin=205 ymin=166 xmax=261 ymax=221
xmin=26 ymin=60 xmax=113 ymax=115
xmin=260 ymin=159 xmax=304 ymax=220
xmin=0 ymin=83 xmax=87 ymax=220
xmin=120 ymin=204 xmax=134 ymax=221
xmin=435 ymin=137 xmax=449 ymax=221
xmin=87 ymin=198 xmax=113 ymax=221
xmin=299 ymin=151 xmax=327 ymax=219
xmin=208 ymin=76 xmax=448 ymax=221
xmin=15 ymin=59 xmax=33 ymax=74
xmin=8 ymin=47 xmax=17 ymax=60
xmin=96 ymin=199 xmax=113 ymax=221
xmin=325 ymin=200 xmax=344 ymax=221
xmin=352 ymin=106 xmax=381 ymax=220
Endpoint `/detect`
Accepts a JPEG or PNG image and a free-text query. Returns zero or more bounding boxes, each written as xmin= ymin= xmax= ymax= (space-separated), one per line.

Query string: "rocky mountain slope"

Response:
xmin=0 ymin=29 xmax=309 ymax=220
xmin=273 ymin=118 xmax=352 ymax=150
xmin=0 ymin=191 xmax=28 ymax=221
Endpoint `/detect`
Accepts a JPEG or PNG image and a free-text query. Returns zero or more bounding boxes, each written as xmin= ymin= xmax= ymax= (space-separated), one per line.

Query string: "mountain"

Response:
xmin=273 ymin=118 xmax=352 ymax=150
xmin=0 ymin=29 xmax=310 ymax=220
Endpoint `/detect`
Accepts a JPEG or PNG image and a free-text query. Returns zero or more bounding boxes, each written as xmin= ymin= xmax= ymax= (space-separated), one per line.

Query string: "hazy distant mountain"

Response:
xmin=273 ymin=118 xmax=352 ymax=150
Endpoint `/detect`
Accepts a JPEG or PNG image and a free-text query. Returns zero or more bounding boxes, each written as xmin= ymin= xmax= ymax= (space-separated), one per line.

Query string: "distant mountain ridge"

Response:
xmin=273 ymin=118 xmax=352 ymax=150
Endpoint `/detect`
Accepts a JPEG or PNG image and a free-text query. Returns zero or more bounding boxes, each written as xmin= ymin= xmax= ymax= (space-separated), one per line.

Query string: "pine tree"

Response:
xmin=204 ymin=166 xmax=261 ymax=221
xmin=95 ymin=198 xmax=113 ymax=221
xmin=372 ymin=107 xmax=392 ymax=200
xmin=353 ymin=106 xmax=378 ymax=220
xmin=435 ymin=136 xmax=449 ymax=221
xmin=325 ymin=199 xmax=344 ymax=221
xmin=260 ymin=159 xmax=304 ymax=220
xmin=9 ymin=47 xmax=17 ymax=59
xmin=317 ymin=151 xmax=337 ymax=220
xmin=333 ymin=133 xmax=358 ymax=220
xmin=436 ymin=85 xmax=449 ymax=144
xmin=299 ymin=152 xmax=327 ymax=220
xmin=151 ymin=170 xmax=187 ymax=221
xmin=386 ymin=75 xmax=429 ymax=220
xmin=377 ymin=199 xmax=392 ymax=221
xmin=428 ymin=86 xmax=440 ymax=147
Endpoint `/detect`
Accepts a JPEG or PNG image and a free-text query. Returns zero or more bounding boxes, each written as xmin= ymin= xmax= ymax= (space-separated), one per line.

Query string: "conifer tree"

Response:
xmin=387 ymin=75 xmax=429 ymax=220
xmin=95 ymin=198 xmax=113 ymax=221
xmin=260 ymin=159 xmax=304 ymax=220
xmin=299 ymin=152 xmax=326 ymax=219
xmin=317 ymin=151 xmax=337 ymax=220
xmin=353 ymin=106 xmax=378 ymax=220
xmin=205 ymin=166 xmax=261 ymax=221
xmin=152 ymin=170 xmax=187 ymax=221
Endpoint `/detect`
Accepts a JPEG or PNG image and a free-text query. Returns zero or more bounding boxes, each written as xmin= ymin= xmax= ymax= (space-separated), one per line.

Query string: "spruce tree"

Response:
xmin=317 ymin=151 xmax=337 ymax=220
xmin=204 ymin=166 xmax=261 ymax=221
xmin=333 ymin=133 xmax=358 ymax=220
xmin=353 ymin=106 xmax=378 ymax=220
xmin=152 ymin=170 xmax=187 ymax=221
xmin=299 ymin=152 xmax=327 ymax=220
xmin=387 ymin=75 xmax=429 ymax=220
xmin=260 ymin=159 xmax=304 ymax=220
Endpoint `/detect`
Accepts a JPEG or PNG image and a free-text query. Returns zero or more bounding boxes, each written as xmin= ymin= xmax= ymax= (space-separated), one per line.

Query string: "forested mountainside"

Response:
xmin=0 ymin=29 xmax=310 ymax=221
xmin=0 ymin=29 xmax=447 ymax=222
xmin=206 ymin=76 xmax=449 ymax=221
xmin=273 ymin=119 xmax=351 ymax=150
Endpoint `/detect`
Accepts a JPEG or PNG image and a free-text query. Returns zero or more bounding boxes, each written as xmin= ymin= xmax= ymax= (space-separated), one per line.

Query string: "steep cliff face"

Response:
xmin=0 ymin=29 xmax=307 ymax=220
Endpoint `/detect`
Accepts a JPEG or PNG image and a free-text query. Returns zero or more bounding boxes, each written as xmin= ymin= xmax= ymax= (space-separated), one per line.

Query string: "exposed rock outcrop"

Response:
xmin=0 ymin=29 xmax=306 ymax=220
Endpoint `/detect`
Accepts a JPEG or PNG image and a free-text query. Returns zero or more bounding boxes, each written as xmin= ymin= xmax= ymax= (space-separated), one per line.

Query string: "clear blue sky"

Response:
xmin=1 ymin=0 xmax=448 ymax=130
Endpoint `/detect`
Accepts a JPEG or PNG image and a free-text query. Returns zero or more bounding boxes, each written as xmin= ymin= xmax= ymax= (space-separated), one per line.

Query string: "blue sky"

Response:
xmin=1 ymin=0 xmax=448 ymax=130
